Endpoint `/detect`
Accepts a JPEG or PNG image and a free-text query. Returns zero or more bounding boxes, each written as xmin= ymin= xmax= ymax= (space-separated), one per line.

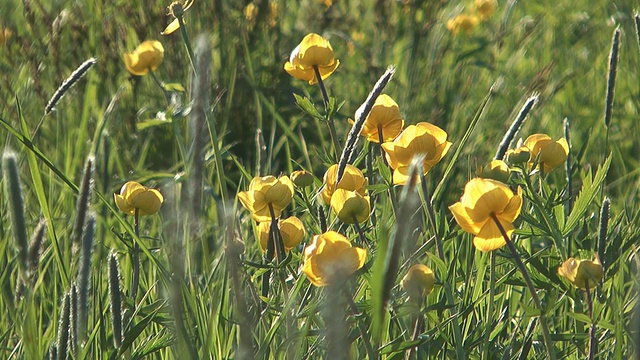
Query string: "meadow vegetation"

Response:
xmin=0 ymin=0 xmax=639 ymax=358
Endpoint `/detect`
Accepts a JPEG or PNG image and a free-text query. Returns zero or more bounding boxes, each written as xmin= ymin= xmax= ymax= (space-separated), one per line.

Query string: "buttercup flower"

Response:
xmin=358 ymin=94 xmax=405 ymax=143
xmin=402 ymin=264 xmax=435 ymax=301
xmin=284 ymin=33 xmax=340 ymax=85
xmin=162 ymin=0 xmax=194 ymax=35
xmin=446 ymin=14 xmax=480 ymax=36
xmin=449 ymin=178 xmax=523 ymax=252
xmin=0 ymin=28 xmax=11 ymax=48
xmin=475 ymin=0 xmax=498 ymax=20
xmin=237 ymin=175 xmax=294 ymax=222
xmin=505 ymin=146 xmax=531 ymax=165
xmin=291 ymin=170 xmax=314 ymax=187
xmin=257 ymin=216 xmax=306 ymax=252
xmin=558 ymin=256 xmax=604 ymax=290
xmin=321 ymin=164 xmax=368 ymax=205
xmin=114 ymin=181 xmax=164 ymax=216
xmin=302 ymin=231 xmax=367 ymax=287
xmin=521 ymin=134 xmax=569 ymax=173
xmin=477 ymin=159 xmax=511 ymax=183
xmin=330 ymin=189 xmax=370 ymax=224
xmin=123 ymin=40 xmax=164 ymax=76
xmin=381 ymin=122 xmax=452 ymax=186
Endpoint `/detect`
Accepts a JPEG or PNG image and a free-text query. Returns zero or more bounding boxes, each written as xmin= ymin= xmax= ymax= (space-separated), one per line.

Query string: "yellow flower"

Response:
xmin=358 ymin=94 xmax=405 ymax=143
xmin=0 ymin=27 xmax=12 ymax=48
xmin=475 ymin=0 xmax=498 ymax=20
xmin=449 ymin=178 xmax=523 ymax=251
xmin=558 ymin=256 xmax=603 ymax=290
xmin=284 ymin=33 xmax=340 ymax=85
xmin=321 ymin=164 xmax=368 ymax=205
xmin=302 ymin=231 xmax=367 ymax=287
xmin=446 ymin=14 xmax=480 ymax=36
xmin=381 ymin=122 xmax=452 ymax=186
xmin=244 ymin=3 xmax=258 ymax=24
xmin=114 ymin=181 xmax=164 ymax=216
xmin=291 ymin=170 xmax=314 ymax=187
xmin=522 ymin=134 xmax=569 ymax=173
xmin=505 ymin=146 xmax=531 ymax=165
xmin=123 ymin=40 xmax=164 ymax=76
xmin=162 ymin=0 xmax=195 ymax=35
xmin=237 ymin=175 xmax=294 ymax=222
xmin=477 ymin=159 xmax=511 ymax=183
xmin=402 ymin=264 xmax=435 ymax=301
xmin=330 ymin=189 xmax=370 ymax=224
xmin=257 ymin=216 xmax=306 ymax=252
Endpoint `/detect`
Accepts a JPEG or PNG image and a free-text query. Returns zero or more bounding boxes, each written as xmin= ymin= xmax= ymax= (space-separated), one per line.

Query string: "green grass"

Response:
xmin=0 ymin=0 xmax=639 ymax=358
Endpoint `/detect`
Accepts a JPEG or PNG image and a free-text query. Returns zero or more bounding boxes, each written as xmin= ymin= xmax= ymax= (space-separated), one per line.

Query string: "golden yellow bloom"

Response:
xmin=237 ymin=175 xmax=294 ymax=222
xmin=267 ymin=1 xmax=278 ymax=27
xmin=558 ymin=256 xmax=603 ymax=290
xmin=302 ymin=231 xmax=367 ymax=287
xmin=114 ymin=181 xmax=164 ymax=216
xmin=505 ymin=146 xmax=531 ymax=165
xmin=291 ymin=170 xmax=314 ymax=187
xmin=446 ymin=14 xmax=480 ymax=36
xmin=162 ymin=0 xmax=195 ymax=35
xmin=449 ymin=178 xmax=522 ymax=251
xmin=402 ymin=264 xmax=435 ymax=301
xmin=381 ymin=122 xmax=452 ymax=186
xmin=522 ymin=134 xmax=569 ymax=173
xmin=284 ymin=33 xmax=340 ymax=85
xmin=123 ymin=40 xmax=164 ymax=76
xmin=477 ymin=159 xmax=511 ymax=183
xmin=330 ymin=189 xmax=370 ymax=224
xmin=475 ymin=0 xmax=498 ymax=20
xmin=0 ymin=28 xmax=12 ymax=48
xmin=257 ymin=216 xmax=306 ymax=252
xmin=321 ymin=164 xmax=368 ymax=205
xmin=358 ymin=94 xmax=404 ymax=143
xmin=244 ymin=3 xmax=258 ymax=24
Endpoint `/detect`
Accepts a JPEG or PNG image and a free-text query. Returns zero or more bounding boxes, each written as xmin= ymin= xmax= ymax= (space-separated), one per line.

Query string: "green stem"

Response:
xmin=177 ymin=15 xmax=197 ymax=74
xmin=314 ymin=66 xmax=341 ymax=159
xmin=269 ymin=204 xmax=285 ymax=263
xmin=148 ymin=70 xmax=171 ymax=106
xmin=482 ymin=252 xmax=496 ymax=360
xmin=420 ymin=171 xmax=444 ymax=260
xmin=408 ymin=298 xmax=424 ymax=360
xmin=131 ymin=208 xmax=140 ymax=301
xmin=352 ymin=216 xmax=369 ymax=250
xmin=586 ymin=283 xmax=596 ymax=360
xmin=489 ymin=213 xmax=556 ymax=360
xmin=343 ymin=287 xmax=377 ymax=360
xmin=377 ymin=124 xmax=390 ymax=168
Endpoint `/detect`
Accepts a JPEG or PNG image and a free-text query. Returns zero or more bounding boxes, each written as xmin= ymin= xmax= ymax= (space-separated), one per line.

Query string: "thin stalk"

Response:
xmin=377 ymin=124 xmax=390 ymax=168
xmin=489 ymin=213 xmax=556 ymax=360
xmin=352 ymin=216 xmax=368 ymax=249
xmin=343 ymin=287 xmax=377 ymax=360
xmin=420 ymin=172 xmax=444 ymax=260
xmin=408 ymin=298 xmax=424 ymax=360
xmin=482 ymin=252 xmax=496 ymax=360
xmin=131 ymin=208 xmax=140 ymax=301
xmin=314 ymin=66 xmax=341 ymax=158
xmin=148 ymin=70 xmax=171 ymax=106
xmin=177 ymin=15 xmax=197 ymax=74
xmin=585 ymin=283 xmax=596 ymax=360
xmin=268 ymin=204 xmax=285 ymax=263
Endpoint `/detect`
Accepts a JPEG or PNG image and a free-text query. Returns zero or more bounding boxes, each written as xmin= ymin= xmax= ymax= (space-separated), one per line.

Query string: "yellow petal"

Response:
xmin=162 ymin=18 xmax=181 ymax=35
xmin=330 ymin=189 xmax=370 ymax=224
xmin=402 ymin=264 xmax=435 ymax=300
xmin=449 ymin=202 xmax=484 ymax=235
xmin=130 ymin=188 xmax=164 ymax=215
xmin=280 ymin=216 xmax=305 ymax=250
xmin=473 ymin=218 xmax=512 ymax=251
xmin=123 ymin=40 xmax=164 ymax=75
xmin=114 ymin=193 xmax=135 ymax=215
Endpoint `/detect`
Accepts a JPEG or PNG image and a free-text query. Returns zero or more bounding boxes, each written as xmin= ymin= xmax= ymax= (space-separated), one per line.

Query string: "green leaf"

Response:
xmin=162 ymin=82 xmax=186 ymax=92
xmin=293 ymin=93 xmax=323 ymax=120
xmin=562 ymin=155 xmax=611 ymax=236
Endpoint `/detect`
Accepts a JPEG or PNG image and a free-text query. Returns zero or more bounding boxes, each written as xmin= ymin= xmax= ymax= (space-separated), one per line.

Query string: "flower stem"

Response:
xmin=482 ymin=252 xmax=496 ymax=360
xmin=268 ymin=204 xmax=285 ymax=263
xmin=314 ymin=66 xmax=341 ymax=159
xmin=420 ymin=171 xmax=444 ymax=260
xmin=148 ymin=70 xmax=171 ymax=106
xmin=489 ymin=213 xmax=556 ymax=360
xmin=585 ymin=283 xmax=596 ymax=360
xmin=131 ymin=208 xmax=140 ymax=301
xmin=342 ymin=286 xmax=377 ymax=360
xmin=177 ymin=15 xmax=197 ymax=74
xmin=377 ymin=124 xmax=390 ymax=168
xmin=352 ymin=216 xmax=369 ymax=250
xmin=408 ymin=298 xmax=424 ymax=360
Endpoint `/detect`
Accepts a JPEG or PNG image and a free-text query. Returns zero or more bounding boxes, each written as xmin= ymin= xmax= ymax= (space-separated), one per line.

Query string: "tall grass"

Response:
xmin=0 ymin=0 xmax=638 ymax=358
